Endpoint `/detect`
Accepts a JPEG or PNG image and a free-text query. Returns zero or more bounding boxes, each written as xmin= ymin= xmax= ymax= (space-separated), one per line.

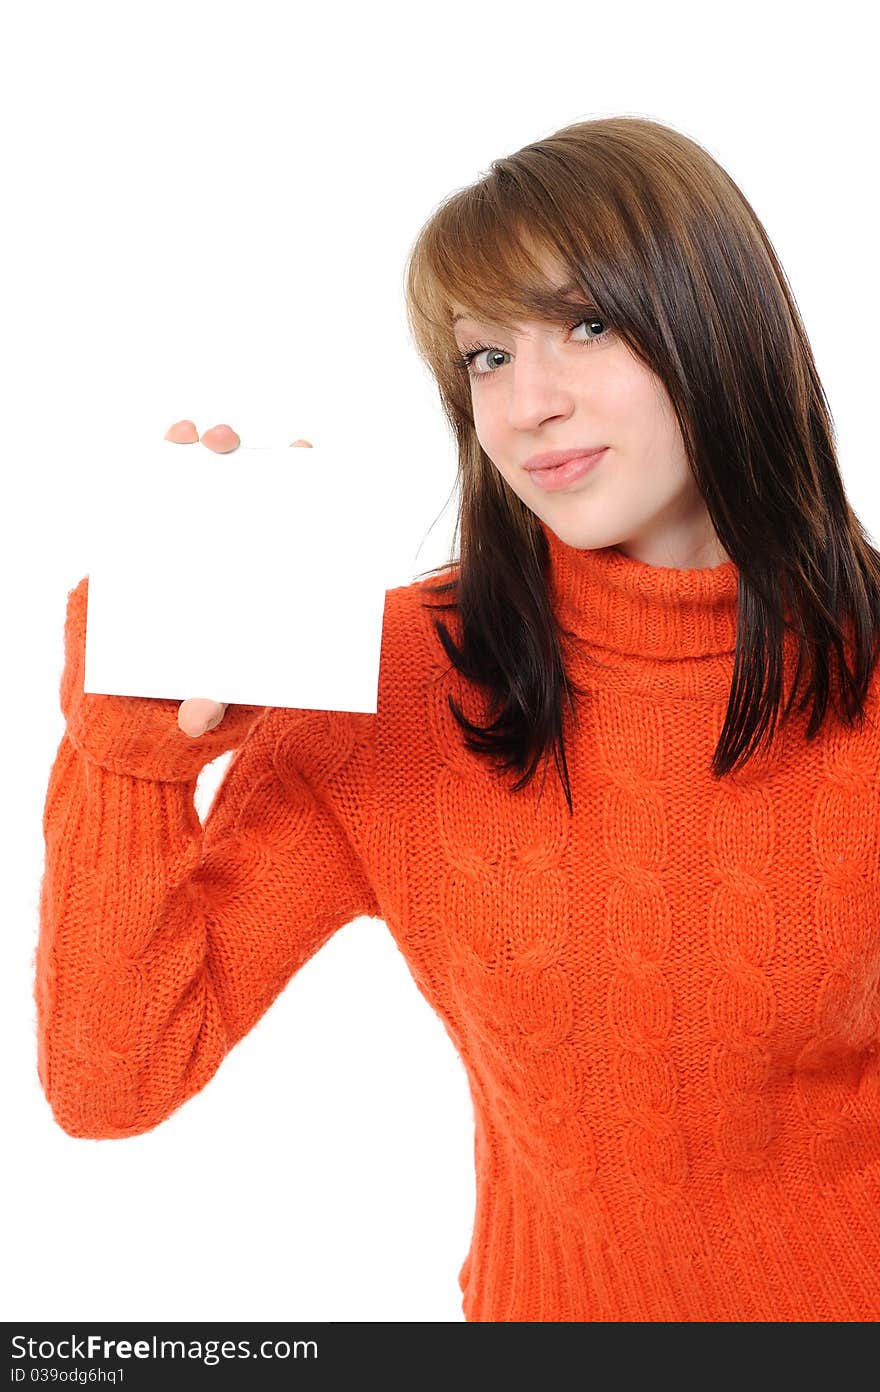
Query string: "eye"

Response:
xmin=451 ymin=315 xmax=614 ymax=383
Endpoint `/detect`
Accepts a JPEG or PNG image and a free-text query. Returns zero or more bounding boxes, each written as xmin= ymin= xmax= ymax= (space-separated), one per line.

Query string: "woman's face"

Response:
xmin=451 ymin=264 xmax=730 ymax=569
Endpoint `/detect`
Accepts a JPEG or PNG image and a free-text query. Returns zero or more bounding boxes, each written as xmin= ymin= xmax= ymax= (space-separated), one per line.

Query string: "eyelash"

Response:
xmin=451 ymin=315 xmax=613 ymax=383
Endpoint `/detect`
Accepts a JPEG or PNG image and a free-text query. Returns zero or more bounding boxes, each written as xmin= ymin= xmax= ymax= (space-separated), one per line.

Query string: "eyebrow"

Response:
xmin=451 ymin=281 xmax=586 ymax=329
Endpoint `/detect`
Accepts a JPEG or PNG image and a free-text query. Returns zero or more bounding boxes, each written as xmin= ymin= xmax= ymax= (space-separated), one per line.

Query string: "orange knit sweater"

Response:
xmin=35 ymin=521 xmax=880 ymax=1321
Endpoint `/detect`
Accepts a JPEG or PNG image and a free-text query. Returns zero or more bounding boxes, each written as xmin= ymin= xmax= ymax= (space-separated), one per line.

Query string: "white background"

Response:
xmin=2 ymin=0 xmax=876 ymax=1324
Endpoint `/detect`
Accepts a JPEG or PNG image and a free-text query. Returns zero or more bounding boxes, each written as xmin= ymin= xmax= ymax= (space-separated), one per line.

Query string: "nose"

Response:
xmin=503 ymin=344 xmax=577 ymax=430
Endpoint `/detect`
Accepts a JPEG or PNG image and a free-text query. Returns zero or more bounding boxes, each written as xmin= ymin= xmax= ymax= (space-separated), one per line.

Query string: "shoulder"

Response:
xmin=853 ymin=652 xmax=880 ymax=761
xmin=376 ymin=564 xmax=461 ymax=712
xmin=381 ymin=563 xmax=461 ymax=652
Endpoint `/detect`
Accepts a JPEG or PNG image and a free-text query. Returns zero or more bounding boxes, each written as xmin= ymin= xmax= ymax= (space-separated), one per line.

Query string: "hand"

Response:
xmin=163 ymin=420 xmax=313 ymax=737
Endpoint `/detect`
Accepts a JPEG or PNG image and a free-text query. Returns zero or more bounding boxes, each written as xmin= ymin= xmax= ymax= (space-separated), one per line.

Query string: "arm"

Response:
xmin=34 ymin=577 xmax=380 ymax=1139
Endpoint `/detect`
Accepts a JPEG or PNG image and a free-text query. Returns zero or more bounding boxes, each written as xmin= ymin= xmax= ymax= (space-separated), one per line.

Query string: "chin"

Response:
xmin=543 ymin=516 xmax=620 ymax=552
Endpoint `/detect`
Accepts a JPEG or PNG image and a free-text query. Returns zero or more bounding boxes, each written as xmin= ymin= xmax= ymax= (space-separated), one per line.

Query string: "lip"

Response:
xmin=525 ymin=447 xmax=608 ymax=491
xmin=523 ymin=447 xmax=608 ymax=472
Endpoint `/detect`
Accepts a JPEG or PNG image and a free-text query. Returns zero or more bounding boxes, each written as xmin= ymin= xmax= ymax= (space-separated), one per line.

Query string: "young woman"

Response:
xmin=35 ymin=115 xmax=880 ymax=1321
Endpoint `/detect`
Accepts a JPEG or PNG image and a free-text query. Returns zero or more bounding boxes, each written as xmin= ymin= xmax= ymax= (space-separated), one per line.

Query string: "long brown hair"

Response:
xmin=402 ymin=115 xmax=880 ymax=814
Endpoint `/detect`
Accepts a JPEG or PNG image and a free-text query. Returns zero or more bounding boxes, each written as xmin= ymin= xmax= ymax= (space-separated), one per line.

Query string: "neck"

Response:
xmin=538 ymin=518 xmax=744 ymax=703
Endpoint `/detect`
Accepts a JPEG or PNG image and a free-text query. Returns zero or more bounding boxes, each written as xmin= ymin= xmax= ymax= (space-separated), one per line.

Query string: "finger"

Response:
xmin=202 ymin=703 xmax=227 ymax=732
xmin=178 ymin=698 xmax=225 ymax=737
xmin=290 ymin=439 xmax=314 ymax=448
xmin=199 ymin=424 xmax=241 ymax=453
xmin=164 ymin=420 xmax=199 ymax=443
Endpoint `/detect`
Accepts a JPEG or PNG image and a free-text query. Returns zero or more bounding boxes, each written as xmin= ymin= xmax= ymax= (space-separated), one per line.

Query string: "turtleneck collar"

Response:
xmin=538 ymin=519 xmax=742 ymax=702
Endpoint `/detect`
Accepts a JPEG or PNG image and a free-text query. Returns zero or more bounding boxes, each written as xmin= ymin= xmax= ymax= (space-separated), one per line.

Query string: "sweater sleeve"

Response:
xmin=34 ymin=576 xmax=381 ymax=1140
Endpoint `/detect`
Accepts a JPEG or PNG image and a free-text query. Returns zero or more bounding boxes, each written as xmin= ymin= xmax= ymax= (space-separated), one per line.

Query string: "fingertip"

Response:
xmin=164 ymin=420 xmax=199 ymax=444
xmin=200 ymin=424 xmax=241 ymax=452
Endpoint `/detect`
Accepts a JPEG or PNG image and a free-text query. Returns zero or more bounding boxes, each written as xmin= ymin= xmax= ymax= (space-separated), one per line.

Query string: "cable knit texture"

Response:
xmin=35 ymin=523 xmax=880 ymax=1321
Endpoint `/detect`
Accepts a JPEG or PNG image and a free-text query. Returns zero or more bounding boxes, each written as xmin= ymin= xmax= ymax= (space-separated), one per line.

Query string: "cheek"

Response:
xmin=485 ymin=454 xmax=530 ymax=506
xmin=473 ymin=413 xmax=506 ymax=465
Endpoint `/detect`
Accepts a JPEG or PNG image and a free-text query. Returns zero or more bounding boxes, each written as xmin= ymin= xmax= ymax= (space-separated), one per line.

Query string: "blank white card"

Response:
xmin=82 ymin=439 xmax=406 ymax=713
